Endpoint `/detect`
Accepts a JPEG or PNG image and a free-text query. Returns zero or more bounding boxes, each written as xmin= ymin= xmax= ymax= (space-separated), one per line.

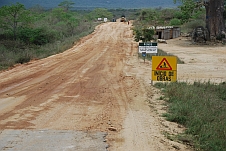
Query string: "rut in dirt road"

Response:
xmin=0 ymin=22 xmax=191 ymax=151
xmin=0 ymin=23 xmax=127 ymax=130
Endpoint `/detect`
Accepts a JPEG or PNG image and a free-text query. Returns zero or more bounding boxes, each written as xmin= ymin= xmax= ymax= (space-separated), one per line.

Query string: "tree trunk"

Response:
xmin=205 ymin=0 xmax=225 ymax=38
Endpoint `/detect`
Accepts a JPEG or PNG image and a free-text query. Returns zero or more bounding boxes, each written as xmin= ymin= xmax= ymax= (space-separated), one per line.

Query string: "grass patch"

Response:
xmin=154 ymin=81 xmax=226 ymax=151
xmin=16 ymin=56 xmax=31 ymax=64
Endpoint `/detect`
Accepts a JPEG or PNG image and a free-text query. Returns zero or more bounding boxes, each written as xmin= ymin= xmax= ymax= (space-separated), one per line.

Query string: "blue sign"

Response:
xmin=142 ymin=52 xmax=146 ymax=57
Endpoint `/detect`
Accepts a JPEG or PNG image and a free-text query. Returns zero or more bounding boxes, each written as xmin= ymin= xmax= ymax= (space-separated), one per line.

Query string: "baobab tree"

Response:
xmin=174 ymin=0 xmax=225 ymax=39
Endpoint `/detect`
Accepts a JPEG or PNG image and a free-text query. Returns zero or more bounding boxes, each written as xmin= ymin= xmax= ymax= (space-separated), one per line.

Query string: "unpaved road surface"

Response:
xmin=3 ymin=21 xmax=225 ymax=151
xmin=158 ymin=37 xmax=226 ymax=83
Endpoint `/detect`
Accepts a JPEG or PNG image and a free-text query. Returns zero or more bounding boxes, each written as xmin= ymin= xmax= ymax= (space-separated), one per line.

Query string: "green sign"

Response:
xmin=139 ymin=42 xmax=157 ymax=46
xmin=139 ymin=42 xmax=158 ymax=53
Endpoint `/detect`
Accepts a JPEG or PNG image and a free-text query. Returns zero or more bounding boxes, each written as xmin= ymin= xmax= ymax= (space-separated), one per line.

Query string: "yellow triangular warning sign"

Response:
xmin=156 ymin=58 xmax=172 ymax=70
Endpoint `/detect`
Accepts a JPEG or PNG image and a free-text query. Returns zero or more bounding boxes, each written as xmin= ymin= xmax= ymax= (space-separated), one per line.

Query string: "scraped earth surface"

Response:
xmin=0 ymin=21 xmax=225 ymax=151
xmin=158 ymin=37 xmax=226 ymax=83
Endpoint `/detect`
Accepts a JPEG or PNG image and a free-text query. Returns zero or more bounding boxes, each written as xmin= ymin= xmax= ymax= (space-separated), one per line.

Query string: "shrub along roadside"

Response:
xmin=154 ymin=81 xmax=226 ymax=151
xmin=0 ymin=2 xmax=112 ymax=71
xmin=0 ymin=24 xmax=97 ymax=71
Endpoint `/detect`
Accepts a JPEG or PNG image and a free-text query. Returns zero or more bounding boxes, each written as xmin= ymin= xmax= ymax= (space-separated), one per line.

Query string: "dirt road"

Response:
xmin=0 ymin=22 xmax=195 ymax=151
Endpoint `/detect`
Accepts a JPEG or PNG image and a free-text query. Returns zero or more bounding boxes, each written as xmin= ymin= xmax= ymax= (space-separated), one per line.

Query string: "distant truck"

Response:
xmin=120 ymin=15 xmax=126 ymax=22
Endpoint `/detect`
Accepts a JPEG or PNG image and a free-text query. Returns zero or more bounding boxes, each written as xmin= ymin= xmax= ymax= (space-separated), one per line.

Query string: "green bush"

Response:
xmin=0 ymin=45 xmax=13 ymax=69
xmin=180 ymin=19 xmax=205 ymax=33
xmin=173 ymin=11 xmax=183 ymax=19
xmin=142 ymin=28 xmax=155 ymax=42
xmin=16 ymin=55 xmax=31 ymax=64
xmin=216 ymin=34 xmax=226 ymax=41
xmin=18 ymin=27 xmax=52 ymax=45
xmin=134 ymin=28 xmax=142 ymax=42
xmin=155 ymin=81 xmax=226 ymax=151
xmin=169 ymin=18 xmax=181 ymax=26
xmin=133 ymin=28 xmax=155 ymax=42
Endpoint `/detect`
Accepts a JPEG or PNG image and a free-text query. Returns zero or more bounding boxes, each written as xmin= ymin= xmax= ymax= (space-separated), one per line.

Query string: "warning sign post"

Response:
xmin=152 ymin=56 xmax=177 ymax=82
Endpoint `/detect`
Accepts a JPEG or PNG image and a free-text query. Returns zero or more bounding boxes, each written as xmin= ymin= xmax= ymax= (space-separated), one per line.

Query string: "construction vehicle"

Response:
xmin=120 ymin=15 xmax=126 ymax=22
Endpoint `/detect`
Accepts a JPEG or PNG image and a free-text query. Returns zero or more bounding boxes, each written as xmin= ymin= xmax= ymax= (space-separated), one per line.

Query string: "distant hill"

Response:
xmin=0 ymin=0 xmax=178 ymax=9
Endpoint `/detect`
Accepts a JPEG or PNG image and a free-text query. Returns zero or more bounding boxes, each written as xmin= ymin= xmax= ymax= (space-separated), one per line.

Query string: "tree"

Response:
xmin=174 ymin=0 xmax=225 ymax=38
xmin=89 ymin=8 xmax=113 ymax=21
xmin=204 ymin=0 xmax=225 ymax=38
xmin=134 ymin=28 xmax=155 ymax=42
xmin=140 ymin=10 xmax=147 ymax=20
xmin=0 ymin=3 xmax=31 ymax=40
xmin=139 ymin=9 xmax=163 ymax=27
xmin=178 ymin=0 xmax=197 ymax=23
xmin=51 ymin=7 xmax=79 ymax=36
xmin=64 ymin=12 xmax=79 ymax=36
xmin=58 ymin=0 xmax=75 ymax=12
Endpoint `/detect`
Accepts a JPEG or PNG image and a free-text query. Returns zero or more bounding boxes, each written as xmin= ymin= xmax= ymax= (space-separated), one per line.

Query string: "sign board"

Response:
xmin=142 ymin=52 xmax=146 ymax=57
xmin=104 ymin=18 xmax=107 ymax=22
xmin=149 ymin=26 xmax=174 ymax=30
xmin=139 ymin=42 xmax=157 ymax=54
xmin=152 ymin=56 xmax=177 ymax=82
